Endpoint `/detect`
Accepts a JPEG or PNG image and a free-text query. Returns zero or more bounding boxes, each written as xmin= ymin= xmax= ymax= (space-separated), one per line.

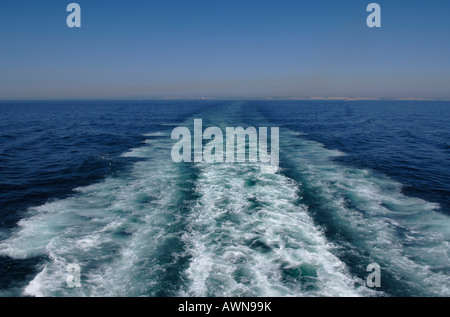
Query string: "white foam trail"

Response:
xmin=181 ymin=160 xmax=373 ymax=297
xmin=142 ymin=132 xmax=168 ymax=137
xmin=121 ymin=147 xmax=152 ymax=158
xmin=0 ymin=133 xmax=188 ymax=296
xmin=121 ymin=140 xmax=168 ymax=157
xmin=283 ymin=135 xmax=450 ymax=296
xmin=3 ymin=115 xmax=447 ymax=297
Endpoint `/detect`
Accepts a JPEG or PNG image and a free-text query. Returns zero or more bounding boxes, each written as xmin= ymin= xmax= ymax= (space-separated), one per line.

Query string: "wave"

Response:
xmin=0 ymin=112 xmax=448 ymax=297
xmin=180 ymin=161 xmax=372 ymax=296
xmin=0 ymin=133 xmax=191 ymax=296
xmin=281 ymin=134 xmax=450 ymax=296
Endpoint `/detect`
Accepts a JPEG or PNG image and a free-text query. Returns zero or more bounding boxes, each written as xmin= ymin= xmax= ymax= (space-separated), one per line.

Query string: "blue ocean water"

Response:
xmin=0 ymin=100 xmax=448 ymax=297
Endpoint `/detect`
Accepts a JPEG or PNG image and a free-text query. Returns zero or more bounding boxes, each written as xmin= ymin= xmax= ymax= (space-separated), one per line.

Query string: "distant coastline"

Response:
xmin=1 ymin=97 xmax=450 ymax=102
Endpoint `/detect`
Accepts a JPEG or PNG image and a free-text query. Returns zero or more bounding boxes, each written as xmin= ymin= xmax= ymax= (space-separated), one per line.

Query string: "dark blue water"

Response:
xmin=0 ymin=100 xmax=448 ymax=296
xmin=257 ymin=100 xmax=450 ymax=214
xmin=0 ymin=101 xmax=207 ymax=227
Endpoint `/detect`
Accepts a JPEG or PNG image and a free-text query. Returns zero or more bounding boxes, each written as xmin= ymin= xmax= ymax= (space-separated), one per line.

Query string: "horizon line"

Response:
xmin=1 ymin=96 xmax=450 ymax=102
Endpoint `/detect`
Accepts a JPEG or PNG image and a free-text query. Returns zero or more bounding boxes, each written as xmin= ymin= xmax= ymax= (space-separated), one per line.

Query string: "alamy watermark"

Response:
xmin=65 ymin=3 xmax=381 ymax=29
xmin=366 ymin=263 xmax=381 ymax=288
xmin=171 ymin=119 xmax=279 ymax=173
xmin=66 ymin=264 xmax=81 ymax=288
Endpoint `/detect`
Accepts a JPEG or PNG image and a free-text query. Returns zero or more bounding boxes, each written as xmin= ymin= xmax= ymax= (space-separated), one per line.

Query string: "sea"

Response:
xmin=0 ymin=100 xmax=448 ymax=297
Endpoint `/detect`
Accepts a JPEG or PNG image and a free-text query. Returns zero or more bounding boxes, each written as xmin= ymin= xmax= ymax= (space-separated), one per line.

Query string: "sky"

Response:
xmin=1 ymin=0 xmax=450 ymax=100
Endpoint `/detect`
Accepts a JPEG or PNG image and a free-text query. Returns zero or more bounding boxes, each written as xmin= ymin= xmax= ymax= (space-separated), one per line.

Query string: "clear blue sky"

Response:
xmin=1 ymin=0 xmax=450 ymax=99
